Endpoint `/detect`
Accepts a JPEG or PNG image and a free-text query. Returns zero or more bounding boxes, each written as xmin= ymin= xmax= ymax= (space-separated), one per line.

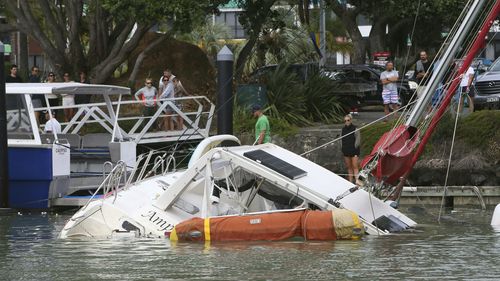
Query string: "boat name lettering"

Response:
xmin=55 ymin=147 xmax=68 ymax=154
xmin=141 ymin=210 xmax=173 ymax=231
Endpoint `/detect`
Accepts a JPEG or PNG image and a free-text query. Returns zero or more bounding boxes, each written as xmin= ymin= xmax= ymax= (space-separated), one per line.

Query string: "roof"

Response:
xmin=6 ymin=82 xmax=131 ymax=95
xmin=219 ymin=0 xmax=242 ymax=10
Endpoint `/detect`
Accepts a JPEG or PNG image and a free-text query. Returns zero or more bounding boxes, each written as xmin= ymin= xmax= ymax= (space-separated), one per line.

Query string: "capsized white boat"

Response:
xmin=60 ymin=135 xmax=416 ymax=239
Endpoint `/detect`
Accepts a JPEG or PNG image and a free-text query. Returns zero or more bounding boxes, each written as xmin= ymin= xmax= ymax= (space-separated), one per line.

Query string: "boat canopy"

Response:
xmin=6 ymin=83 xmax=130 ymax=96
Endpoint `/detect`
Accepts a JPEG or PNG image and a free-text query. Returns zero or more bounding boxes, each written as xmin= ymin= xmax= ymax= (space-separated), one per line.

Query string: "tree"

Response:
xmin=234 ymin=0 xmax=280 ymax=79
xmin=325 ymin=0 xmax=466 ymax=63
xmin=2 ymin=0 xmax=227 ymax=83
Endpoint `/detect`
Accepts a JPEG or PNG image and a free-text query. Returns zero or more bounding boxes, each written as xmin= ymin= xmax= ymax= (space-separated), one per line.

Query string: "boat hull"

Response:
xmin=8 ymin=146 xmax=68 ymax=209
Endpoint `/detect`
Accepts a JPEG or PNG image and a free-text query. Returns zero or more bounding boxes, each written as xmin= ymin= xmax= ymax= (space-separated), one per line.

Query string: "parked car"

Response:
xmin=248 ymin=63 xmax=414 ymax=111
xmin=470 ymin=56 xmax=500 ymax=110
xmin=323 ymin=64 xmax=415 ymax=107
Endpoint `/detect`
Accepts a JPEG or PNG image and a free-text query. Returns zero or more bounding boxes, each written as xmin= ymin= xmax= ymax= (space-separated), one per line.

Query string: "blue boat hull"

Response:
xmin=8 ymin=147 xmax=53 ymax=209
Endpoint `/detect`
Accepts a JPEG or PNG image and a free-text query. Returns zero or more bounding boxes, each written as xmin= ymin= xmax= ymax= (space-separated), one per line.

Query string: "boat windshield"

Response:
xmin=6 ymin=94 xmax=35 ymax=140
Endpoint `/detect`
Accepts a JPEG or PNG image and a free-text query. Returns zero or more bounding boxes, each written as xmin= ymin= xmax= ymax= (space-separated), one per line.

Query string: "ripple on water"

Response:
xmin=0 ymin=207 xmax=499 ymax=280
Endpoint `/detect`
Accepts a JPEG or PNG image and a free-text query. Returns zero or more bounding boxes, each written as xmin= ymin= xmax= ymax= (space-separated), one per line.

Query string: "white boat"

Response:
xmin=61 ymin=0 xmax=500 ymax=240
xmin=60 ymin=134 xmax=416 ymax=239
xmin=5 ymin=82 xmax=213 ymax=208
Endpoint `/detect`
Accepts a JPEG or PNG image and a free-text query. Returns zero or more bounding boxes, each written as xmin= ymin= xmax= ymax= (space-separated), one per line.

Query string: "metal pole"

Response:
xmin=319 ymin=0 xmax=326 ymax=67
xmin=0 ymin=41 xmax=9 ymax=208
xmin=405 ymin=0 xmax=484 ymax=126
xmin=216 ymin=46 xmax=234 ymax=135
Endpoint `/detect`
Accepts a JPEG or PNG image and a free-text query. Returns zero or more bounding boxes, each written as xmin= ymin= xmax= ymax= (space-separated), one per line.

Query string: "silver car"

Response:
xmin=473 ymin=57 xmax=500 ymax=110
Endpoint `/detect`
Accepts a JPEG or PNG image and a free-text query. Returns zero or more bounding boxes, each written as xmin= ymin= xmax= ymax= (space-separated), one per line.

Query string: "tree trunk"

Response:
xmin=326 ymin=0 xmax=366 ymax=64
xmin=298 ymin=0 xmax=305 ymax=25
xmin=369 ymin=17 xmax=389 ymax=57
xmin=18 ymin=32 xmax=29 ymax=80
xmin=343 ymin=18 xmax=365 ymax=64
xmin=128 ymin=34 xmax=170 ymax=91
xmin=235 ymin=36 xmax=258 ymax=80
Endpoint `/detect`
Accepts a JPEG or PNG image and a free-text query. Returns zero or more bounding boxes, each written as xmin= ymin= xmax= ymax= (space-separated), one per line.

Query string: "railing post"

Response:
xmin=0 ymin=41 xmax=9 ymax=208
xmin=217 ymin=46 xmax=234 ymax=135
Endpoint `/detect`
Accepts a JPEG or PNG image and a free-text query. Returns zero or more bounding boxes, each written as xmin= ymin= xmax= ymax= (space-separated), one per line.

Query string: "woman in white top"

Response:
xmin=45 ymin=72 xmax=60 ymax=107
xmin=62 ymin=72 xmax=76 ymax=122
xmin=160 ymin=75 xmax=176 ymax=130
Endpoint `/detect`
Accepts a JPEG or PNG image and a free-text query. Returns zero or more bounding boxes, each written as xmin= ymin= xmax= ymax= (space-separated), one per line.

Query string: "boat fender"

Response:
xmin=492 ymin=204 xmax=500 ymax=226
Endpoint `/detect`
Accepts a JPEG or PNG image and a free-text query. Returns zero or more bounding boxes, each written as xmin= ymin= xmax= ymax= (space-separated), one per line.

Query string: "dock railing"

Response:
xmin=29 ymin=95 xmax=214 ymax=144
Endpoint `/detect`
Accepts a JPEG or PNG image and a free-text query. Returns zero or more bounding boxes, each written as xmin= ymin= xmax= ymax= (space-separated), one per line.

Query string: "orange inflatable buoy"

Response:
xmin=169 ymin=209 xmax=363 ymax=242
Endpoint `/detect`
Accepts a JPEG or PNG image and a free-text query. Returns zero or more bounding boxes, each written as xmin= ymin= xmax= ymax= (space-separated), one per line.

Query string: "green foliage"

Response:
xmin=360 ymin=121 xmax=395 ymax=157
xmin=233 ymin=105 xmax=298 ymax=138
xmin=263 ymin=64 xmax=310 ymax=125
xmin=179 ymin=22 xmax=231 ymax=59
xmin=454 ymin=110 xmax=500 ymax=148
xmin=360 ymin=111 xmax=500 ymax=158
xmin=237 ymin=18 xmax=319 ymax=75
xmin=233 ymin=105 xmax=256 ymax=135
xmin=303 ymin=73 xmax=344 ymax=123
xmin=252 ymin=63 xmax=345 ymax=126
xmin=102 ymin=0 xmax=227 ymax=32
xmin=235 ymin=0 xmax=283 ymax=38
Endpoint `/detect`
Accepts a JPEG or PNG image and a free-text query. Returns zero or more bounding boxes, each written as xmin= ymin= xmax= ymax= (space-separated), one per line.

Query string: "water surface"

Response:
xmin=1 ymin=206 xmax=499 ymax=280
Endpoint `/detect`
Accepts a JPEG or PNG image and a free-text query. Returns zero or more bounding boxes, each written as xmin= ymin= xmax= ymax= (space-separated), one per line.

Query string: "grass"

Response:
xmin=359 ymin=111 xmax=500 ymax=161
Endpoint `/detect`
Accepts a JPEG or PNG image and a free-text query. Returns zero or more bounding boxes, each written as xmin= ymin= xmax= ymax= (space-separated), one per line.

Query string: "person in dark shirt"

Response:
xmin=6 ymin=64 xmax=23 ymax=82
xmin=28 ymin=66 xmax=46 ymax=123
xmin=341 ymin=114 xmax=361 ymax=183
xmin=75 ymin=71 xmax=92 ymax=104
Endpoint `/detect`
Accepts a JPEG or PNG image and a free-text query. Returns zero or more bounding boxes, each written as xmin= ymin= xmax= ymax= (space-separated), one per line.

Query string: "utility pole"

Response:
xmin=319 ymin=0 xmax=327 ymax=67
xmin=0 ymin=41 xmax=9 ymax=208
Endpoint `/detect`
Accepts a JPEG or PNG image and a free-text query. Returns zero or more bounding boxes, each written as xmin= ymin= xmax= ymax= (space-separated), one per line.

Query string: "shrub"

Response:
xmin=303 ymin=73 xmax=344 ymax=123
xmin=263 ymin=63 xmax=310 ymax=125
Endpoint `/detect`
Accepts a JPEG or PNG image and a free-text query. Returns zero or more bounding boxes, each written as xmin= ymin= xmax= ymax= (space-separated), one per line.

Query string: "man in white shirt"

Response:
xmin=44 ymin=111 xmax=62 ymax=134
xmin=458 ymin=65 xmax=475 ymax=111
xmin=380 ymin=61 xmax=400 ymax=120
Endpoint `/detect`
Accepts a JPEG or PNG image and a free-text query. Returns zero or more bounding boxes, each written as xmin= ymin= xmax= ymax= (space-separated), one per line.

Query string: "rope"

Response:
xmin=300 ymin=98 xmax=417 ymax=156
xmin=437 ymin=89 xmax=462 ymax=223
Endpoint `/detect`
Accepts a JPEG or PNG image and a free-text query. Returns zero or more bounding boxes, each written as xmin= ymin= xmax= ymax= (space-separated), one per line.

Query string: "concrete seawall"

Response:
xmin=238 ymin=124 xmax=499 ymax=206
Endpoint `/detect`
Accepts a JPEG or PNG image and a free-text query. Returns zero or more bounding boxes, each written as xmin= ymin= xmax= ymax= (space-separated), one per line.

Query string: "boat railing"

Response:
xmin=125 ymin=150 xmax=176 ymax=186
xmin=29 ymin=95 xmax=214 ymax=144
xmin=80 ymin=160 xmax=127 ymax=208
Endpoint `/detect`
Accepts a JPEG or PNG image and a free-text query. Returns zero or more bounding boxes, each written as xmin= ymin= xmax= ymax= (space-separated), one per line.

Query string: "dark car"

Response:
xmin=470 ymin=56 xmax=500 ymax=110
xmin=323 ymin=64 xmax=414 ymax=107
xmin=250 ymin=63 xmax=414 ymax=108
xmin=248 ymin=63 xmax=320 ymax=83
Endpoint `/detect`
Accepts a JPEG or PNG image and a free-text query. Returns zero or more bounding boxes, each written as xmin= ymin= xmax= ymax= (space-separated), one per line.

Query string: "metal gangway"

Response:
xmin=6 ymin=83 xmax=215 ymax=145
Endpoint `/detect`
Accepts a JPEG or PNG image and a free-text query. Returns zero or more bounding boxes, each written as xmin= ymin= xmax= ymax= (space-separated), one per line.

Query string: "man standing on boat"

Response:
xmin=252 ymin=104 xmax=270 ymax=144
xmin=6 ymin=64 xmax=23 ymax=82
xmin=380 ymin=61 xmax=400 ymax=119
xmin=44 ymin=111 xmax=61 ymax=134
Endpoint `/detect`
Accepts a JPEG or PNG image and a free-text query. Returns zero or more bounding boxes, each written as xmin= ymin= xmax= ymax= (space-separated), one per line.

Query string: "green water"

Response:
xmin=0 ymin=206 xmax=499 ymax=280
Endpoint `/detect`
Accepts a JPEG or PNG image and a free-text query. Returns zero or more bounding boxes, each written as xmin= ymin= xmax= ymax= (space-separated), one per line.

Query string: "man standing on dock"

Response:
xmin=252 ymin=104 xmax=270 ymax=145
xmin=380 ymin=61 xmax=400 ymax=119
xmin=6 ymin=65 xmax=22 ymax=82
